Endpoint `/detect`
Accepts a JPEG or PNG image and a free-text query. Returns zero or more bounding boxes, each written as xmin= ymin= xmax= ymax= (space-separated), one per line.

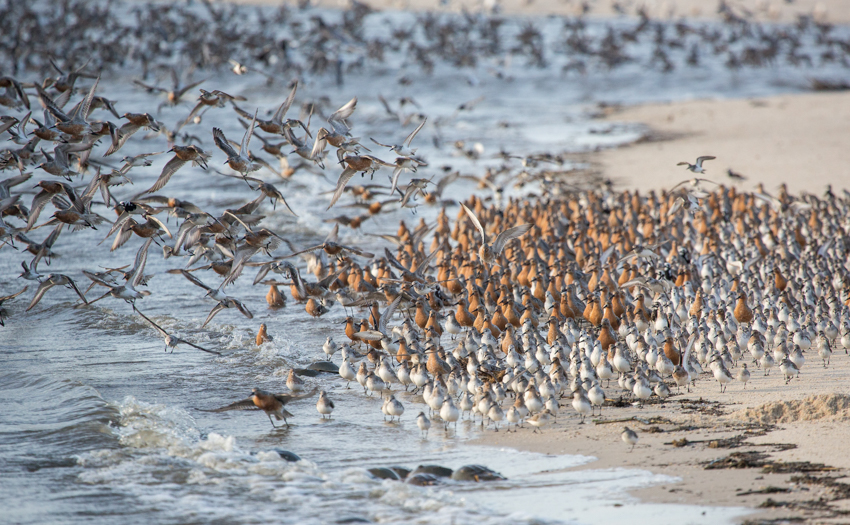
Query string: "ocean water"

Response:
xmin=3 ymin=1 xmax=848 ymax=523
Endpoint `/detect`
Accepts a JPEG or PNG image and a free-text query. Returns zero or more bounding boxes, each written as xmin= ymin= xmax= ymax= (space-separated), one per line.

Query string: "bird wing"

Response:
xmin=493 ymin=224 xmax=532 ymax=254
xmin=329 ymin=97 xmax=357 ymax=124
xmin=273 ymin=80 xmax=298 ymax=123
xmin=0 ymin=286 xmax=27 ymax=303
xmin=212 ymin=128 xmax=238 ymax=158
xmin=130 ymin=239 xmax=153 ymax=288
xmin=378 ymin=295 xmax=402 ymax=335
xmin=233 ymin=299 xmax=253 ymax=319
xmin=403 ymin=117 xmax=426 ymax=147
xmin=133 ymin=80 xmax=168 ymax=94
xmin=241 ymin=109 xmax=258 ymax=154
xmin=273 ymin=387 xmax=318 ymax=405
xmin=309 ymin=129 xmax=327 ymax=160
xmin=461 ymin=203 xmax=486 ymax=245
xmin=695 ymin=156 xmax=716 ymax=165
xmin=144 ymin=156 xmax=188 ymax=194
xmin=339 ymin=244 xmax=374 ymax=259
xmin=62 ymin=275 xmax=93 ymax=299
xmin=211 ymin=397 xmax=259 ymax=412
xmin=146 ymin=215 xmax=172 ymax=238
xmin=100 ymin=211 xmax=133 ymax=244
xmin=327 ymin=167 xmax=357 ymax=210
xmin=136 ymin=309 xmax=168 ymax=337
xmin=174 ymin=337 xmax=221 ymax=355
xmin=202 ymin=302 xmax=227 ymax=327
xmin=26 ymin=280 xmax=56 ymax=311
xmin=26 ymin=190 xmax=55 ymax=231
xmin=76 ymin=77 xmax=100 ymax=122
xmin=175 ymin=78 xmax=207 ymax=98
xmin=179 ymin=269 xmax=213 ymax=291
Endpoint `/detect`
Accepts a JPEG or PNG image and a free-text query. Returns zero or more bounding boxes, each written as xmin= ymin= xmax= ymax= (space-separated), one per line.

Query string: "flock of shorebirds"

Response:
xmin=2 ymin=0 xmax=846 ymax=88
xmin=3 ymin=2 xmax=850 ymax=451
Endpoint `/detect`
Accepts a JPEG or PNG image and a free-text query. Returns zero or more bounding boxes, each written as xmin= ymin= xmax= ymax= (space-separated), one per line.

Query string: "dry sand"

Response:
xmin=591 ymin=90 xmax=850 ymax=195
xmin=473 ymin=352 xmax=850 ymax=523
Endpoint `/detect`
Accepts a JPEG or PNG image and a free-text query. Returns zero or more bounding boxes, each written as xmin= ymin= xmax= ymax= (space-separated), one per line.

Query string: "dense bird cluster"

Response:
xmin=2 ymin=1 xmax=850 ymax=433
xmin=1 ymin=0 xmax=848 ymax=81
xmin=3 ymin=61 xmax=848 ymax=431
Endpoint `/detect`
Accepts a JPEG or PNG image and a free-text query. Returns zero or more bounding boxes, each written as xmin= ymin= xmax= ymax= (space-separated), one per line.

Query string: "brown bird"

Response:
xmin=211 ymin=388 xmax=316 ymax=427
xmin=733 ymin=292 xmax=754 ymax=324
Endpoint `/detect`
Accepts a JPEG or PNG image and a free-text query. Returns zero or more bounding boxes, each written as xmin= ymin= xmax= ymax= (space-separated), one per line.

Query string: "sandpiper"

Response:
xmin=416 ymin=411 xmax=431 ymax=437
xmin=317 ymin=390 xmax=335 ymax=419
xmin=622 ymin=426 xmax=639 ymax=451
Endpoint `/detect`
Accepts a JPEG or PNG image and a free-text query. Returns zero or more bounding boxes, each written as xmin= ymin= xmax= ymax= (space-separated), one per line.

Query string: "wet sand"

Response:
xmin=474 ymin=351 xmax=850 ymax=523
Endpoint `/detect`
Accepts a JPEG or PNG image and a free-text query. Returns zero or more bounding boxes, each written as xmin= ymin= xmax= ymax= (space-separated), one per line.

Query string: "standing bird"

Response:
xmin=316 ymin=390 xmax=335 ymax=419
xmin=461 ymin=203 xmax=531 ymax=266
xmin=416 ymin=411 xmax=431 ymax=437
xmin=211 ymin=387 xmax=316 ymax=427
xmin=622 ymin=426 xmax=639 ymax=451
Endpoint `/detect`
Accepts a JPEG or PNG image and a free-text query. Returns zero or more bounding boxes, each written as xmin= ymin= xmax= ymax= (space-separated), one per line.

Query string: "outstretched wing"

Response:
xmin=212 ymin=128 xmax=238 ymax=158
xmin=144 ymin=156 xmax=188 ymax=194
xmin=492 ymin=223 xmax=532 ymax=255
xmin=273 ymin=387 xmax=318 ymax=405
xmin=403 ymin=117 xmax=426 ymax=148
xmin=175 ymin=337 xmax=221 ymax=355
xmin=327 ymin=167 xmax=357 ymax=210
xmin=211 ymin=397 xmax=258 ymax=412
xmin=461 ymin=203 xmax=486 ymax=245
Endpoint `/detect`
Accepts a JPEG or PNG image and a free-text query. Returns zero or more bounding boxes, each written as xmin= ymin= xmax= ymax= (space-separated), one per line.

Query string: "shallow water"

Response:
xmin=3 ymin=1 xmax=847 ymax=523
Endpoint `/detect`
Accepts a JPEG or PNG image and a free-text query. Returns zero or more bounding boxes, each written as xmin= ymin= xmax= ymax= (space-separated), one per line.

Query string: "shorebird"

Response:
xmin=203 ymin=297 xmax=254 ymax=327
xmin=440 ymin=396 xmax=460 ymax=430
xmin=213 ymin=111 xmax=260 ymax=177
xmin=316 ymin=390 xmax=335 ymax=419
xmin=737 ymin=363 xmax=751 ymax=388
xmin=133 ymin=70 xmax=206 ymax=111
xmin=212 ymin=387 xmax=316 ymax=427
xmin=287 ymin=369 xmax=307 ymax=393
xmin=26 ymin=274 xmax=87 ymax=311
xmin=233 ymin=81 xmax=308 ymax=137
xmin=461 ymin=203 xmax=531 ymax=266
xmin=416 ymin=411 xmax=431 ymax=437
xmin=385 ymin=394 xmax=405 ymax=421
xmin=371 ymin=118 xmax=427 ymax=158
xmin=136 ymin=310 xmax=220 ymax=355
xmin=327 ymin=155 xmax=395 ymax=210
xmin=676 ymin=156 xmax=715 ymax=174
xmin=141 ymin=145 xmax=210 ymax=194
xmin=84 ymin=238 xmax=153 ymax=309
xmin=572 ymin=390 xmax=592 ymax=423
xmin=526 ymin=409 xmax=554 ymax=433
xmin=622 ymin=426 xmax=638 ymax=451
xmin=323 ymin=336 xmax=339 ymax=360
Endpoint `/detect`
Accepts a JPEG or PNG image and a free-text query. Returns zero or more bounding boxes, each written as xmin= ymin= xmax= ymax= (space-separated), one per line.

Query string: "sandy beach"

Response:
xmin=473 ymin=368 xmax=850 ymax=523
xmin=592 ymin=90 xmax=850 ymax=195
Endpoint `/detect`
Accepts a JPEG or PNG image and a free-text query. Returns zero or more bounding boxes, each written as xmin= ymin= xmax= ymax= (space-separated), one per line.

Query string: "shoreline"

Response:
xmin=472 ymin=352 xmax=850 ymax=523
